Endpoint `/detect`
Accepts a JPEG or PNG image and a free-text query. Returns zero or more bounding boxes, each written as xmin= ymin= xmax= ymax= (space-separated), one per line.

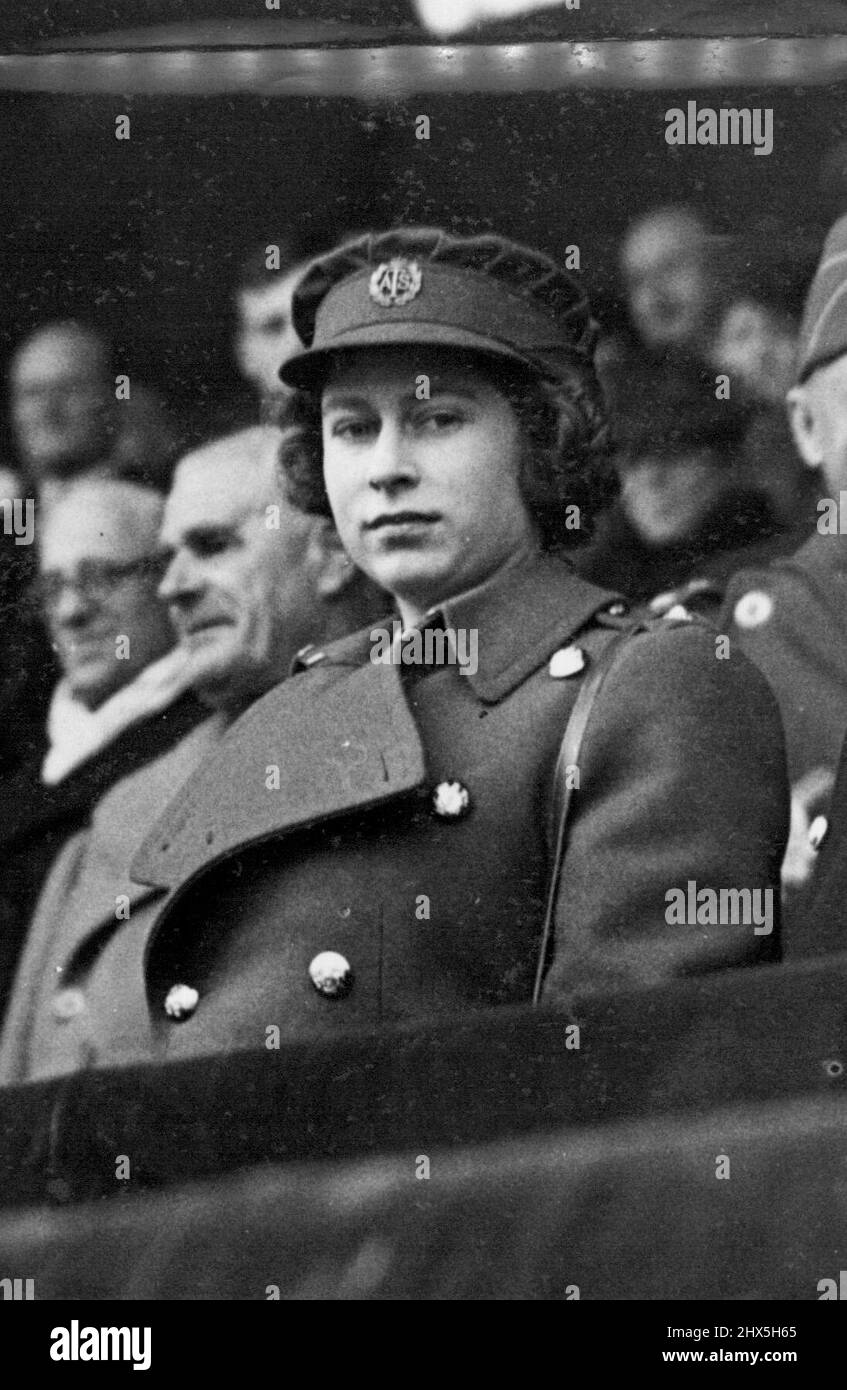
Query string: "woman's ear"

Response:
xmin=787 ymin=385 xmax=825 ymax=472
xmin=308 ymin=517 xmax=357 ymax=600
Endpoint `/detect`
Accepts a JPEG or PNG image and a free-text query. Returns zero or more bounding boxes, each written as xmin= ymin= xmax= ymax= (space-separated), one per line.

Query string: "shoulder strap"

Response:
xmin=531 ymin=624 xmax=646 ymax=1005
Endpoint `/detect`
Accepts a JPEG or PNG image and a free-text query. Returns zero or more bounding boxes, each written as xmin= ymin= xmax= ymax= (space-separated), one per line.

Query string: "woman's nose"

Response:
xmin=366 ymin=421 xmax=418 ymax=490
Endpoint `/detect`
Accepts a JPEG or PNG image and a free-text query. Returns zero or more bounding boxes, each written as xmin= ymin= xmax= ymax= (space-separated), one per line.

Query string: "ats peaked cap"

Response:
xmin=797 ymin=212 xmax=847 ymax=382
xmin=279 ymin=226 xmax=598 ymax=389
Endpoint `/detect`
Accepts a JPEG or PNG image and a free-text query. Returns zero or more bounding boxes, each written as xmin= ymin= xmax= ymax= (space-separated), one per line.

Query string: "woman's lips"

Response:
xmin=365 ymin=511 xmax=440 ymax=530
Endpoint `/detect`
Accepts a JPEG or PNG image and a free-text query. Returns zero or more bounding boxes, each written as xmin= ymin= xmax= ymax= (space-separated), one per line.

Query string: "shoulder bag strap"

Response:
xmin=532 ymin=624 xmax=646 ymax=1005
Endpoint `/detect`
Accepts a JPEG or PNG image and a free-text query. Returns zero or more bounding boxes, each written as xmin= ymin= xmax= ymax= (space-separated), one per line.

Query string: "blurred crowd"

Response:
xmin=0 ymin=205 xmax=833 ymax=1047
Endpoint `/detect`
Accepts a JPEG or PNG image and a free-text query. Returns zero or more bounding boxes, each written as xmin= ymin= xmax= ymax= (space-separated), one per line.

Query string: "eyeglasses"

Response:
xmin=32 ymin=556 xmax=167 ymax=610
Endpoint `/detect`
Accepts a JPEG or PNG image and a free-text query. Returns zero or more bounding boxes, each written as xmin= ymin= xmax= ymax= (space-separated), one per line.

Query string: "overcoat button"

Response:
xmin=52 ymin=988 xmax=85 ymax=1022
xmin=432 ymin=780 xmax=471 ymax=818
xmin=733 ymin=590 xmax=773 ymax=630
xmin=548 ymin=645 xmax=586 ymax=678
xmin=309 ymin=951 xmax=354 ymax=998
xmin=809 ymin=815 xmax=828 ymax=852
xmin=164 ymin=984 xmax=200 ymax=1020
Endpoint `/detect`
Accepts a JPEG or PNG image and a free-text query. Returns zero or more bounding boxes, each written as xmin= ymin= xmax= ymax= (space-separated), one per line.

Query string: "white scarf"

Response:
xmin=42 ymin=647 xmax=197 ymax=786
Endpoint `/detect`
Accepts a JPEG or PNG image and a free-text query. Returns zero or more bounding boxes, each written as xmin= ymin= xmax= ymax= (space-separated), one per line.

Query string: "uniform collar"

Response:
xmin=315 ymin=551 xmax=622 ymax=704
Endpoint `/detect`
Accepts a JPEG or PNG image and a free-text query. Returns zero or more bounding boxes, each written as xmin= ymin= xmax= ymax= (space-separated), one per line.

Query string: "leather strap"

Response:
xmin=532 ymin=625 xmax=646 ymax=1005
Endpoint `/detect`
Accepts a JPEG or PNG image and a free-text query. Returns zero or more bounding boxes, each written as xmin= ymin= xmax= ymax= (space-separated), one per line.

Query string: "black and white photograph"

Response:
xmin=0 ymin=0 xmax=846 ymax=1341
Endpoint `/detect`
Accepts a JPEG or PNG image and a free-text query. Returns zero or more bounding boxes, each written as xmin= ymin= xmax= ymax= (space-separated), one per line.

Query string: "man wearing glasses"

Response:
xmin=0 ymin=475 xmax=202 ymax=1022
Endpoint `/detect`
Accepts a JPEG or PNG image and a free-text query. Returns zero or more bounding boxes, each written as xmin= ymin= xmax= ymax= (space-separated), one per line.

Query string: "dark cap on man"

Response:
xmin=796 ymin=212 xmax=847 ymax=383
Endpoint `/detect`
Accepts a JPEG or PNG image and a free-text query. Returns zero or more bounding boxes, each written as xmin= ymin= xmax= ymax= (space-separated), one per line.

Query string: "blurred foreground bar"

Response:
xmin=1 ymin=956 xmax=846 ymax=1297
xmin=0 ymin=954 xmax=845 ymax=1212
xmin=0 ymin=1090 xmax=845 ymax=1298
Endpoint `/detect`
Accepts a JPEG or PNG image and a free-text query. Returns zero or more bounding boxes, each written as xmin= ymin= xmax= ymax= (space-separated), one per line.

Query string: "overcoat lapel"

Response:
xmin=132 ymin=553 xmax=621 ymax=894
xmin=131 ymin=658 xmax=427 ymax=891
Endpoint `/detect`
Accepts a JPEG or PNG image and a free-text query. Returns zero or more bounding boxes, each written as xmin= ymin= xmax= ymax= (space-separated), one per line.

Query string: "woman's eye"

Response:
xmin=331 ymin=418 xmax=374 ymax=440
xmin=418 ymin=409 xmax=463 ymax=432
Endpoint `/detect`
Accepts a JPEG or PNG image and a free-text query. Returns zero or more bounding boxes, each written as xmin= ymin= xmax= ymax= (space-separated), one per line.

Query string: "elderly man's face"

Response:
xmin=39 ymin=484 xmax=174 ymax=709
xmin=157 ymin=447 xmax=318 ymax=710
xmin=235 ymin=269 xmax=303 ymax=398
xmin=11 ymin=330 xmax=113 ymax=477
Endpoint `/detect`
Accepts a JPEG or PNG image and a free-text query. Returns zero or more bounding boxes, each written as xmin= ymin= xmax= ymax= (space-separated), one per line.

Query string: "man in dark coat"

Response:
xmin=574 ymin=356 xmax=803 ymax=617
xmin=106 ymin=227 xmax=789 ymax=1065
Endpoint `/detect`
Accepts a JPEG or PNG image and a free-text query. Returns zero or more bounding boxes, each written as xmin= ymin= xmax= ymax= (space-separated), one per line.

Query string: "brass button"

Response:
xmin=164 ymin=984 xmax=199 ymax=1020
xmin=51 ymin=988 xmax=85 ymax=1023
xmin=309 ymin=951 xmax=353 ymax=999
xmin=548 ymin=645 xmax=586 ymax=678
xmin=432 ymin=780 xmax=471 ymax=819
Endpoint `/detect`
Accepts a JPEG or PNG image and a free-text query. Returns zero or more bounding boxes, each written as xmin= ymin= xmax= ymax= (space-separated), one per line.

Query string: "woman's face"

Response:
xmin=321 ymin=347 xmax=539 ymax=622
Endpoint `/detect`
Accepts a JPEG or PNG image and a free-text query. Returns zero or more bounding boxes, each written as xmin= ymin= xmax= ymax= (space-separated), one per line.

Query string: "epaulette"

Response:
xmin=292 ymin=643 xmax=328 ymax=671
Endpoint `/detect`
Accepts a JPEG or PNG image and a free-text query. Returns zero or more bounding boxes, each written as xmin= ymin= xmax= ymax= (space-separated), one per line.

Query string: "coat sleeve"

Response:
xmin=542 ymin=621 xmax=789 ymax=1002
xmin=0 ymin=830 xmax=88 ymax=1087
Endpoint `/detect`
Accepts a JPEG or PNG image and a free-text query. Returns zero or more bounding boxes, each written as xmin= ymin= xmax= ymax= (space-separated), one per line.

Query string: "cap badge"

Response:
xmin=369 ymin=258 xmax=423 ymax=307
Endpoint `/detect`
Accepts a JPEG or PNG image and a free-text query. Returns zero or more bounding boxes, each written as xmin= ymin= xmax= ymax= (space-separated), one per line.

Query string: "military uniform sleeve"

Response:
xmin=543 ymin=621 xmax=789 ymax=1002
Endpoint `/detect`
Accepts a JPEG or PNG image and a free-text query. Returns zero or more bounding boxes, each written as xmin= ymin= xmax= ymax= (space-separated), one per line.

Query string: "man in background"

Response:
xmin=619 ymin=206 xmax=720 ymax=359
xmin=723 ymin=210 xmax=847 ymax=948
xmin=233 ymin=237 xmax=309 ymax=420
xmin=0 ymin=476 xmax=202 ymax=1022
xmin=0 ymin=425 xmax=381 ymax=1083
xmin=9 ymin=320 xmax=178 ymax=498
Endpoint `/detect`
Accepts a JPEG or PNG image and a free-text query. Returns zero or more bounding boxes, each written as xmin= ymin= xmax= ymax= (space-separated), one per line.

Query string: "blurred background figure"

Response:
xmin=574 ymin=360 xmax=797 ymax=611
xmin=233 ymin=236 xmax=309 ymax=421
xmin=0 ymin=458 xmax=55 ymax=778
xmin=0 ymin=476 xmax=203 ymax=1021
xmin=9 ymin=319 xmax=179 ymax=499
xmin=713 ymin=297 xmax=796 ymax=406
xmin=0 ymin=426 xmax=385 ymax=1081
xmin=619 ymin=206 xmax=721 ymax=358
xmin=709 ymin=295 xmax=818 ymax=528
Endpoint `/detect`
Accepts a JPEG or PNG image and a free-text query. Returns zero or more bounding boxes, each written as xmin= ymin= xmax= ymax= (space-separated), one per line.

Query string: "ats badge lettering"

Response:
xmin=369 ymin=258 xmax=423 ymax=306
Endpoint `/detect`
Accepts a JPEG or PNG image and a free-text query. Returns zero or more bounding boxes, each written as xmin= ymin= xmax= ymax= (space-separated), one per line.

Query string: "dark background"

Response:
xmin=1 ymin=81 xmax=844 ymax=449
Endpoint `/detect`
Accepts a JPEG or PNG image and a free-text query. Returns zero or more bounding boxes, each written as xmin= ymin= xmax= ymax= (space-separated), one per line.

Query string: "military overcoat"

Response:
xmin=78 ymin=551 xmax=789 ymax=1065
xmin=720 ymin=532 xmax=847 ymax=786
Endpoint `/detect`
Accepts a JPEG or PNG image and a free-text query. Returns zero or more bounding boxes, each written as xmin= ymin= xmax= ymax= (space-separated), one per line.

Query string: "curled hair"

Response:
xmin=278 ymin=351 xmax=617 ymax=551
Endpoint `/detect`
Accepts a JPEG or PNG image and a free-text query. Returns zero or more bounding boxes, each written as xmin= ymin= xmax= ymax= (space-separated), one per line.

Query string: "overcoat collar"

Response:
xmin=131 ymin=552 xmax=619 ymax=892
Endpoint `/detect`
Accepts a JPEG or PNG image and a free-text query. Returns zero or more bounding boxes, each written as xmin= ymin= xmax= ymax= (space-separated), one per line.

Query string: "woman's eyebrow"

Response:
xmin=321 ymin=391 xmax=372 ymax=411
xmin=323 ymin=384 xmax=481 ymax=409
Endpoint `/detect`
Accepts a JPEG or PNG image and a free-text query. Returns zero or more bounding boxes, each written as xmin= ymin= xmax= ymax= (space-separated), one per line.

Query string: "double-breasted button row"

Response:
xmin=160 ymin=772 xmax=482 ymax=1024
xmin=162 ymin=951 xmax=357 ymax=1021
